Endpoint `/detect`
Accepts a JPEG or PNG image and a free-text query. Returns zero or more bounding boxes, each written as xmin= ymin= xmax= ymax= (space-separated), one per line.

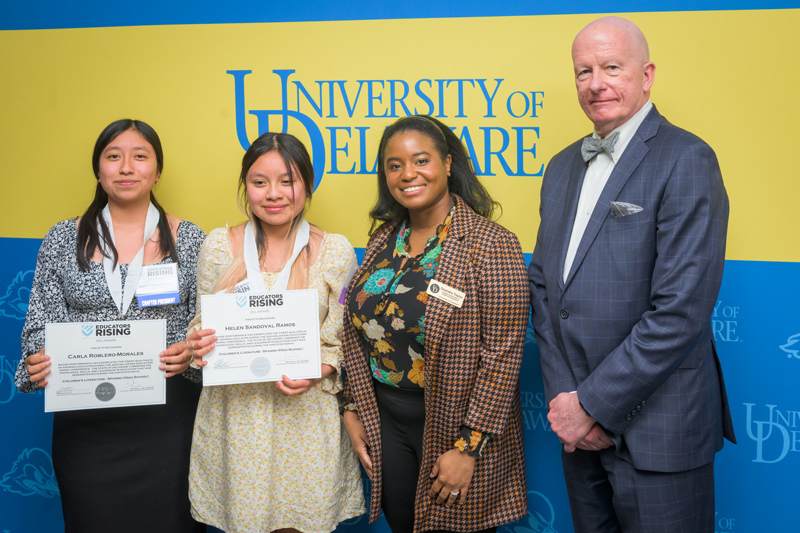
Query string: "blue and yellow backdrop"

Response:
xmin=1 ymin=2 xmax=798 ymax=531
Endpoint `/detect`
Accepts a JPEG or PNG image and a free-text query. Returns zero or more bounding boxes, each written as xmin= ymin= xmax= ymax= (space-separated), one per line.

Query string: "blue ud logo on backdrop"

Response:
xmin=235 ymin=295 xmax=248 ymax=308
xmin=715 ymin=512 xmax=737 ymax=533
xmin=0 ymin=448 xmax=59 ymax=498
xmin=712 ymin=299 xmax=740 ymax=343
xmin=500 ymin=490 xmax=559 ymax=533
xmin=779 ymin=333 xmax=800 ymax=359
xmin=521 ymin=329 xmax=551 ymax=433
xmin=81 ymin=325 xmax=94 ymax=337
xmin=0 ymin=270 xmax=33 ymax=321
xmin=227 ymin=69 xmax=546 ymax=191
xmin=0 ymin=355 xmax=39 ymax=405
xmin=744 ymin=403 xmax=800 ymax=463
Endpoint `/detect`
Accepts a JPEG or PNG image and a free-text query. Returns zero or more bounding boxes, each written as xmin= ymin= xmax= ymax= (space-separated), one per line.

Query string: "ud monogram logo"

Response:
xmin=744 ymin=403 xmax=799 ymax=464
xmin=227 ymin=69 xmax=546 ymax=192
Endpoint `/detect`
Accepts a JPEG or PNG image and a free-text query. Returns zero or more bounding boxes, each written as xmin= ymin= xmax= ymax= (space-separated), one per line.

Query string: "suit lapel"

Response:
xmin=563 ymin=108 xmax=662 ymax=289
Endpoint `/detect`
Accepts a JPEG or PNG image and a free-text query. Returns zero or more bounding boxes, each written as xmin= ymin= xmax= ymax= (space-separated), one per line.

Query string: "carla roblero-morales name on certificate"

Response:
xmin=200 ymin=289 xmax=322 ymax=386
xmin=44 ymin=320 xmax=167 ymax=412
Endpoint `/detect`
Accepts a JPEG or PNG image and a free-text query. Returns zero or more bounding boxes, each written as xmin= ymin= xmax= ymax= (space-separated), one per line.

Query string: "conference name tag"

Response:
xmin=426 ymin=280 xmax=465 ymax=308
xmin=136 ymin=264 xmax=180 ymax=307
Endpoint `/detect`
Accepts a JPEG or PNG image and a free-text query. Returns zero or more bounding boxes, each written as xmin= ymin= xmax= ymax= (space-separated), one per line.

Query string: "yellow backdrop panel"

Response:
xmin=0 ymin=10 xmax=796 ymax=261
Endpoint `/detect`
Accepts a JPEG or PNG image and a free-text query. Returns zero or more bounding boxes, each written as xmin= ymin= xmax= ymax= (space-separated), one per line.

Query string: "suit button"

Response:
xmin=560 ymin=310 xmax=569 ymax=319
xmin=625 ymin=414 xmax=632 ymax=421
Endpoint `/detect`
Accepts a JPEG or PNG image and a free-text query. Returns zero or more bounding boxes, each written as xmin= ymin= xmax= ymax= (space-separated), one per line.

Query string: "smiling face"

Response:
xmin=246 ymin=150 xmax=307 ymax=233
xmin=383 ymin=131 xmax=452 ymax=218
xmin=96 ymin=128 xmax=160 ymax=205
xmin=572 ymin=18 xmax=655 ymax=137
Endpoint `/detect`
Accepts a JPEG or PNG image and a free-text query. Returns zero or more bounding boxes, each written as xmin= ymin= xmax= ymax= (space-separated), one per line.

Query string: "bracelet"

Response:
xmin=339 ymin=402 xmax=358 ymax=416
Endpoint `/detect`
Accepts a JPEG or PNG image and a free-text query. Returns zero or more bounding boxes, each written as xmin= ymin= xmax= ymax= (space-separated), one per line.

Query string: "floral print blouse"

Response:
xmin=347 ymin=205 xmax=489 ymax=456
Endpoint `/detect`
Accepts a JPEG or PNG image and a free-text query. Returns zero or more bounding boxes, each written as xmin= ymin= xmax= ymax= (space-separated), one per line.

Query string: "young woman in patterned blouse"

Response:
xmin=342 ymin=115 xmax=530 ymax=533
xmin=16 ymin=119 xmax=215 ymax=532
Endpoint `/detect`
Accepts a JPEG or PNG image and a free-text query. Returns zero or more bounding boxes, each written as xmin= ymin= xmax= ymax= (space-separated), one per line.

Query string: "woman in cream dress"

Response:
xmin=188 ymin=132 xmax=365 ymax=533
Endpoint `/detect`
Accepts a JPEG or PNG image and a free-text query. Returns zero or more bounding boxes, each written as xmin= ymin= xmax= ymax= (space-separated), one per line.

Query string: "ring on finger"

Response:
xmin=450 ymin=490 xmax=460 ymax=497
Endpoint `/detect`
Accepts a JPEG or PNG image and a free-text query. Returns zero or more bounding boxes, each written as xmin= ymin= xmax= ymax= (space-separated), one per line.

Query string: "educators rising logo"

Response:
xmin=81 ymin=325 xmax=94 ymax=337
xmin=93 ymin=324 xmax=131 ymax=337
xmin=235 ymin=295 xmax=248 ymax=308
xmin=228 ymin=69 xmax=546 ymax=190
xmin=744 ymin=402 xmax=800 ymax=463
xmin=249 ymin=294 xmax=284 ymax=308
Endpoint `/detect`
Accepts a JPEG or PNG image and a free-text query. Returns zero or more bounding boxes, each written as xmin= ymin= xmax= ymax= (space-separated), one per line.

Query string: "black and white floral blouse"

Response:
xmin=15 ymin=218 xmax=206 ymax=391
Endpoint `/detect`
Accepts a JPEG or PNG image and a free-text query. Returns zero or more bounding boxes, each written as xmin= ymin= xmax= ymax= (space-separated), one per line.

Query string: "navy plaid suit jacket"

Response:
xmin=528 ymin=106 xmax=736 ymax=473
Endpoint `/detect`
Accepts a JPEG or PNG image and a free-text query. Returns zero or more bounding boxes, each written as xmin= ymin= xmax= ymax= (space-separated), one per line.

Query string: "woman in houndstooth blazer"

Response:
xmin=342 ymin=115 xmax=529 ymax=533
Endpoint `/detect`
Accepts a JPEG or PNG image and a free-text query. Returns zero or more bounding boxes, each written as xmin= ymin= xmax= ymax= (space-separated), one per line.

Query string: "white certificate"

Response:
xmin=200 ymin=289 xmax=321 ymax=386
xmin=44 ymin=320 xmax=166 ymax=412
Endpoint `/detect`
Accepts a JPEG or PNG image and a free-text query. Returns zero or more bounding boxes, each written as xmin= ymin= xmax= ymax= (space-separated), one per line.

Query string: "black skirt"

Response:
xmin=53 ymin=375 xmax=204 ymax=533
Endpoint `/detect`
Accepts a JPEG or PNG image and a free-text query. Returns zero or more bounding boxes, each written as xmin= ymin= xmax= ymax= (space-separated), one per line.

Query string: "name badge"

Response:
xmin=426 ymin=280 xmax=465 ymax=308
xmin=136 ymin=263 xmax=180 ymax=307
xmin=234 ymin=279 xmax=251 ymax=293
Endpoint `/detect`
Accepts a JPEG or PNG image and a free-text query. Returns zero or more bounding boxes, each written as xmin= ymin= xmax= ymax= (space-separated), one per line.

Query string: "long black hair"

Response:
xmin=76 ymin=119 xmax=177 ymax=271
xmin=369 ymin=115 xmax=498 ymax=235
xmin=238 ymin=132 xmax=314 ymax=259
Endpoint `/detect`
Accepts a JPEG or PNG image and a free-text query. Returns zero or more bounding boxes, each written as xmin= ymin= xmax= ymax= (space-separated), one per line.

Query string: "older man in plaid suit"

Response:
xmin=528 ymin=16 xmax=736 ymax=533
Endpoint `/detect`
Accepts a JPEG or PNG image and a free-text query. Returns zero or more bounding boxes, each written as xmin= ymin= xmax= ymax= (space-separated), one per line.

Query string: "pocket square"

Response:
xmin=610 ymin=201 xmax=643 ymax=217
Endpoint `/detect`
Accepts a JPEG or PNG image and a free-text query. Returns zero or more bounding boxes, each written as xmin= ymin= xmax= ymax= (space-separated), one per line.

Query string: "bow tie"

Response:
xmin=581 ymin=132 xmax=620 ymax=162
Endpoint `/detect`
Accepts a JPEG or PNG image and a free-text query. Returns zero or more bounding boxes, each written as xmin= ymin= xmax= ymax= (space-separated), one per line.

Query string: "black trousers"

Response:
xmin=375 ymin=380 xmax=496 ymax=533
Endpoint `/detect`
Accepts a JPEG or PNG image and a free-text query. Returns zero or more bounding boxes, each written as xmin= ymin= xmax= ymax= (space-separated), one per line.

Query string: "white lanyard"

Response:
xmin=243 ymin=219 xmax=310 ymax=292
xmin=99 ymin=203 xmax=160 ymax=317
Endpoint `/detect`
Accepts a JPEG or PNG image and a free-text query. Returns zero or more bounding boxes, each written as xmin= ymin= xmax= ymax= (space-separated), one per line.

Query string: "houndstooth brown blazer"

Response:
xmin=342 ymin=195 xmax=529 ymax=532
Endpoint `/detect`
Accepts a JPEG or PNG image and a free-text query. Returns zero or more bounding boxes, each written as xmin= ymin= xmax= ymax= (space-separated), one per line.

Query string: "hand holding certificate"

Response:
xmin=44 ymin=320 xmax=167 ymax=412
xmin=200 ymin=289 xmax=321 ymax=386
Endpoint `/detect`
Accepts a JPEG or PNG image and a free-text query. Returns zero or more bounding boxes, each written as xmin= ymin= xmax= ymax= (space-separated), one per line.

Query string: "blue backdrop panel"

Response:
xmin=4 ymin=236 xmax=796 ymax=532
xmin=0 ymin=238 xmax=62 ymax=532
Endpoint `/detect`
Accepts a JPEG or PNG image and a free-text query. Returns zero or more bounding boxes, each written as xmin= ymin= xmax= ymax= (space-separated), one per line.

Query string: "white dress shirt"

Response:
xmin=562 ymin=100 xmax=653 ymax=282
